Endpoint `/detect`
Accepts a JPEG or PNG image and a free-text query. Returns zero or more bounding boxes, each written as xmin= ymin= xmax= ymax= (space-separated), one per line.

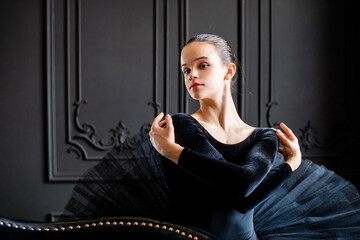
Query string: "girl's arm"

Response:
xmin=149 ymin=113 xmax=301 ymax=208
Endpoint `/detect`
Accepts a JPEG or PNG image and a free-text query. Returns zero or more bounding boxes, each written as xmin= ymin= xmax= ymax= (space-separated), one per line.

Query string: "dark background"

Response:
xmin=1 ymin=0 xmax=359 ymax=221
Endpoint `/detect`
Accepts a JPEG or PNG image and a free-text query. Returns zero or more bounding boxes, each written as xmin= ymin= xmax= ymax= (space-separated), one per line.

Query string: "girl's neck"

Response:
xmin=193 ymin=90 xmax=245 ymax=131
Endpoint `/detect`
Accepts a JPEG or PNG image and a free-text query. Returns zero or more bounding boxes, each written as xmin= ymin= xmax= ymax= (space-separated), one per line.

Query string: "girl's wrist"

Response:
xmin=285 ymin=155 xmax=301 ymax=172
xmin=164 ymin=143 xmax=184 ymax=164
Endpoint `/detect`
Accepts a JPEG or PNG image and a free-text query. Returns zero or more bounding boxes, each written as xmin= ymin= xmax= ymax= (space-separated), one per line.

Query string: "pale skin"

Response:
xmin=149 ymin=41 xmax=301 ymax=172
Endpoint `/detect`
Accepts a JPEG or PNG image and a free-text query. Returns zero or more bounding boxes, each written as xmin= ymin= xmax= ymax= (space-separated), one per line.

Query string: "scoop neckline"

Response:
xmin=185 ymin=113 xmax=258 ymax=146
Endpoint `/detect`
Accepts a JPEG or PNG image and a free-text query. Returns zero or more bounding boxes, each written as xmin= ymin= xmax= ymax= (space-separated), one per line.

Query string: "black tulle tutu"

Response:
xmin=61 ymin=126 xmax=169 ymax=220
xmin=254 ymin=154 xmax=360 ymax=239
xmin=62 ymin=128 xmax=360 ymax=239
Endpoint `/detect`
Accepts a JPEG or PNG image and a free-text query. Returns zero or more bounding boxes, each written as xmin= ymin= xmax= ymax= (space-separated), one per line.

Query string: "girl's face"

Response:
xmin=180 ymin=42 xmax=229 ymax=101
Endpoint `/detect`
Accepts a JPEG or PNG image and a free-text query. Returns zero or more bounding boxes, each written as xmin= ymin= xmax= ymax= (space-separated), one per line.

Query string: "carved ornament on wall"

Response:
xmin=265 ymin=101 xmax=279 ymax=128
xmin=67 ymin=100 xmax=157 ymax=160
xmin=265 ymin=102 xmax=357 ymax=153
xmin=297 ymin=121 xmax=358 ymax=153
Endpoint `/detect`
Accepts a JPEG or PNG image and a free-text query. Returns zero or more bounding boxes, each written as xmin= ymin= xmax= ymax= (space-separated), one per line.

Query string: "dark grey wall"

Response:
xmin=243 ymin=0 xmax=360 ymax=187
xmin=0 ymin=0 xmax=74 ymax=221
xmin=0 ymin=0 xmax=359 ymax=221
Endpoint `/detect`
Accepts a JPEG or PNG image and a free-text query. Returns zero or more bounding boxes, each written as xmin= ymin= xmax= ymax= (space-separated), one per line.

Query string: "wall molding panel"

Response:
xmin=46 ymin=0 xmax=244 ymax=181
xmin=45 ymin=0 xmax=359 ymax=183
xmin=46 ymin=0 xmax=166 ymax=181
xmin=247 ymin=0 xmax=360 ymax=181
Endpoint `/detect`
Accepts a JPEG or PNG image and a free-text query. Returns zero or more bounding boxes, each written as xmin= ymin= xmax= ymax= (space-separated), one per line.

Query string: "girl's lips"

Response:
xmin=190 ymin=83 xmax=203 ymax=89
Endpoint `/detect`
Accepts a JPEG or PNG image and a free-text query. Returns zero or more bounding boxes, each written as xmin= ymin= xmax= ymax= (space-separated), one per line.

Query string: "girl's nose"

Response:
xmin=188 ymin=70 xmax=199 ymax=81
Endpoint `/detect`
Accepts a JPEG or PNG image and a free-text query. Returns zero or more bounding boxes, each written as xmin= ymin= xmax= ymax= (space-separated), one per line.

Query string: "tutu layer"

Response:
xmin=62 ymin=130 xmax=360 ymax=239
xmin=254 ymin=156 xmax=360 ymax=239
xmin=62 ymin=129 xmax=169 ymax=220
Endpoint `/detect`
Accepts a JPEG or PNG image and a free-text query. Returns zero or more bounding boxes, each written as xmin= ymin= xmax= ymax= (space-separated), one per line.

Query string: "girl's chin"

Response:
xmin=188 ymin=90 xmax=211 ymax=101
xmin=188 ymin=92 xmax=202 ymax=100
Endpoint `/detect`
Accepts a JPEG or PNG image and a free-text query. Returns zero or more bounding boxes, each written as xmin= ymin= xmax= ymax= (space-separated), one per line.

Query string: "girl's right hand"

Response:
xmin=275 ymin=123 xmax=302 ymax=172
xmin=149 ymin=112 xmax=184 ymax=164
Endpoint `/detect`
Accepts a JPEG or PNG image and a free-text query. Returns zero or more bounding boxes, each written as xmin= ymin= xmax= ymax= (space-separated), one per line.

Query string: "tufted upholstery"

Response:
xmin=0 ymin=216 xmax=215 ymax=240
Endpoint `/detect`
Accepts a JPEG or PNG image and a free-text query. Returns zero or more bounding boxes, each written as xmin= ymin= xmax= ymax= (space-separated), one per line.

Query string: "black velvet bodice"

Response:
xmin=165 ymin=113 xmax=292 ymax=240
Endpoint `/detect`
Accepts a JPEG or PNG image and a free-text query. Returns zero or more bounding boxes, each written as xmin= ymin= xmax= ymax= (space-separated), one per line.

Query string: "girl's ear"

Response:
xmin=224 ymin=63 xmax=236 ymax=80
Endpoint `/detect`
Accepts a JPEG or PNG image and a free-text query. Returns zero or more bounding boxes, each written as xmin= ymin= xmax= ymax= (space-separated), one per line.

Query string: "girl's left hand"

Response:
xmin=275 ymin=123 xmax=302 ymax=172
xmin=149 ymin=112 xmax=184 ymax=163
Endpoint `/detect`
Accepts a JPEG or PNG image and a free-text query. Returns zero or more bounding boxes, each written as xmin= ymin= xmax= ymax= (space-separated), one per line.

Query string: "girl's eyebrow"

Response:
xmin=181 ymin=56 xmax=209 ymax=67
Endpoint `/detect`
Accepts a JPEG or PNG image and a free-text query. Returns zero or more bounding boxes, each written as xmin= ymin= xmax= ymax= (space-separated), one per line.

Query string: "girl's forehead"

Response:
xmin=181 ymin=42 xmax=219 ymax=63
xmin=182 ymin=42 xmax=216 ymax=54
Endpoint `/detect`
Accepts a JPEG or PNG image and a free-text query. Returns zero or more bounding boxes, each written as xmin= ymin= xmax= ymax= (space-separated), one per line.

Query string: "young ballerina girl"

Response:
xmin=149 ymin=34 xmax=360 ymax=239
xmin=149 ymin=34 xmax=301 ymax=240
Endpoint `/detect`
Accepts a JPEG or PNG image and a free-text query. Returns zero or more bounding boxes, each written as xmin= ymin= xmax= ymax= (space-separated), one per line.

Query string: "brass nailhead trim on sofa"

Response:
xmin=0 ymin=219 xmax=203 ymax=240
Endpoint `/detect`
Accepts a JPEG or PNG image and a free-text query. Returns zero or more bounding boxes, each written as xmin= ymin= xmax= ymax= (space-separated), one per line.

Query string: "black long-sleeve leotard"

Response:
xmin=165 ymin=113 xmax=292 ymax=240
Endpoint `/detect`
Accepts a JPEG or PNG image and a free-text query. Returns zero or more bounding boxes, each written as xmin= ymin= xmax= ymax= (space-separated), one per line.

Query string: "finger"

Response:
xmin=276 ymin=129 xmax=292 ymax=146
xmin=278 ymin=147 xmax=284 ymax=153
xmin=159 ymin=119 xmax=166 ymax=128
xmin=152 ymin=112 xmax=164 ymax=128
xmin=280 ymin=123 xmax=295 ymax=141
xmin=165 ymin=114 xmax=174 ymax=129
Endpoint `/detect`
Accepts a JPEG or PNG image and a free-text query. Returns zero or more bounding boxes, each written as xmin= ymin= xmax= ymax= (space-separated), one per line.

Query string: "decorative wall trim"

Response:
xmin=258 ymin=0 xmax=278 ymax=128
xmin=238 ymin=0 xmax=246 ymax=119
xmin=259 ymin=0 xmax=333 ymax=152
xmin=163 ymin=0 xmax=169 ymax=114
xmin=46 ymin=0 xmax=58 ymax=180
xmin=298 ymin=121 xmax=335 ymax=152
xmin=259 ymin=0 xmax=359 ymax=161
xmin=258 ymin=0 xmax=268 ymax=127
xmin=179 ymin=0 xmax=189 ymax=113
xmin=47 ymin=0 xmax=163 ymax=181
xmin=153 ymin=0 xmax=161 ymax=116
xmin=265 ymin=101 xmax=278 ymax=128
xmin=65 ymin=0 xmax=87 ymax=159
xmin=298 ymin=121 xmax=359 ymax=157
xmin=63 ymin=0 xmax=118 ymax=160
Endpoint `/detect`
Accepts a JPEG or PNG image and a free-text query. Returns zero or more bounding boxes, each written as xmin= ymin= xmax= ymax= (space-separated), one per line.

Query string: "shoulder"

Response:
xmin=171 ymin=113 xmax=191 ymax=122
xmin=170 ymin=113 xmax=208 ymax=143
xmin=171 ymin=113 xmax=199 ymax=129
xmin=252 ymin=127 xmax=278 ymax=144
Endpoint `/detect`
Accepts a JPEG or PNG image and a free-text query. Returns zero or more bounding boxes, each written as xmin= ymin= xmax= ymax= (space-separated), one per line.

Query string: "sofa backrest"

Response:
xmin=0 ymin=216 xmax=215 ymax=240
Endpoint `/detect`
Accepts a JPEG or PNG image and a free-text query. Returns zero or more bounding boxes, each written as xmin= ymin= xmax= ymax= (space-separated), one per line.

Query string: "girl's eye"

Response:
xmin=200 ymin=63 xmax=209 ymax=69
xmin=183 ymin=69 xmax=190 ymax=74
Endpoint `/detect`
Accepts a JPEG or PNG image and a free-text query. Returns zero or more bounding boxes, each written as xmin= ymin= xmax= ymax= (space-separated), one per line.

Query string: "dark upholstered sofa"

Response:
xmin=0 ymin=216 xmax=215 ymax=240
